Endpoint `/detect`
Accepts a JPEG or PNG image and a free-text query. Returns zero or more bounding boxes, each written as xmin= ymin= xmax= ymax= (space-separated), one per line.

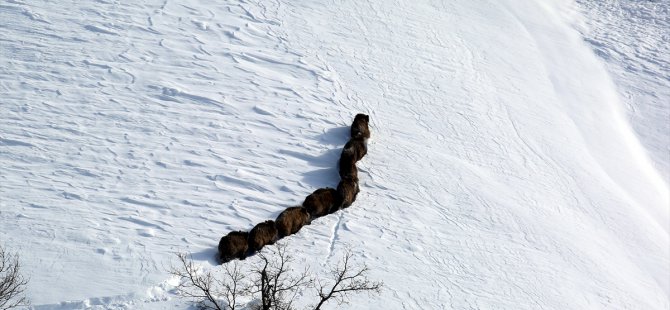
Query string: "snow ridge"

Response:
xmin=573 ymin=0 xmax=670 ymax=182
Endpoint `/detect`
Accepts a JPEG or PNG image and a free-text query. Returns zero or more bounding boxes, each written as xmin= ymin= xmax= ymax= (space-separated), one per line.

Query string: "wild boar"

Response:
xmin=218 ymin=230 xmax=249 ymax=263
xmin=303 ymin=187 xmax=338 ymax=218
xmin=275 ymin=206 xmax=311 ymax=237
xmin=248 ymin=220 xmax=278 ymax=253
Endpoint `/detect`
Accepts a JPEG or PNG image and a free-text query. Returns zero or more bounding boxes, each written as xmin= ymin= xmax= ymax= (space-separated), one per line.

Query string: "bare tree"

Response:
xmin=169 ymin=253 xmax=223 ymax=310
xmin=0 ymin=246 xmax=29 ymax=310
xmin=313 ymin=250 xmax=382 ymax=310
xmin=220 ymin=262 xmax=249 ymax=310
xmin=169 ymin=253 xmax=249 ymax=310
xmin=170 ymin=243 xmax=382 ymax=310
xmin=251 ymin=244 xmax=312 ymax=310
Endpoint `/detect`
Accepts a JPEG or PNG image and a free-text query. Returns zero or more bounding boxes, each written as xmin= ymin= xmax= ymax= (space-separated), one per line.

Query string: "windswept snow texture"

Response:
xmin=0 ymin=0 xmax=668 ymax=309
xmin=574 ymin=0 xmax=670 ymax=182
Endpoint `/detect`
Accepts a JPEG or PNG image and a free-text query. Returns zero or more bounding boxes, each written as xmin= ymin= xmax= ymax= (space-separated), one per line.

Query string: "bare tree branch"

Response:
xmin=218 ymin=262 xmax=249 ymax=310
xmin=0 ymin=246 xmax=29 ymax=310
xmin=313 ymin=250 xmax=382 ymax=310
xmin=251 ymin=244 xmax=313 ymax=310
xmin=169 ymin=252 xmax=224 ymax=310
xmin=169 ymin=244 xmax=382 ymax=310
xmin=169 ymin=253 xmax=253 ymax=310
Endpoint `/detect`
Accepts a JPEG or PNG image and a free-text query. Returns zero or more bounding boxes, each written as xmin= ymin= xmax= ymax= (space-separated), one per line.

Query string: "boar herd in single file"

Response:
xmin=218 ymin=114 xmax=371 ymax=263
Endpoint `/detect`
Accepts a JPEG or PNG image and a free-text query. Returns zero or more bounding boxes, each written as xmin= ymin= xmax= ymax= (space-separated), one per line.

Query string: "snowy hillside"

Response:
xmin=0 ymin=0 xmax=668 ymax=309
xmin=575 ymin=0 xmax=670 ymax=183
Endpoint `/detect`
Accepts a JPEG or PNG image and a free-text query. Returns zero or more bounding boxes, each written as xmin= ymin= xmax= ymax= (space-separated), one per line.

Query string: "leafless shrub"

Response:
xmin=0 ymin=246 xmax=29 ymax=310
xmin=170 ymin=243 xmax=382 ymax=310
xmin=313 ymin=249 xmax=382 ymax=310
xmin=251 ymin=244 xmax=312 ymax=310
xmin=169 ymin=253 xmax=249 ymax=310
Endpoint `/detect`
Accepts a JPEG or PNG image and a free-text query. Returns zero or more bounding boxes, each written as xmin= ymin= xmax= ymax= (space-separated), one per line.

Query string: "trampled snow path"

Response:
xmin=1 ymin=0 xmax=668 ymax=309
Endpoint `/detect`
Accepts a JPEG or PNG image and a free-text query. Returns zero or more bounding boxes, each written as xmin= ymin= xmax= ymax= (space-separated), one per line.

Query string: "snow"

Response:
xmin=0 ymin=0 xmax=667 ymax=309
xmin=574 ymin=0 xmax=670 ymax=182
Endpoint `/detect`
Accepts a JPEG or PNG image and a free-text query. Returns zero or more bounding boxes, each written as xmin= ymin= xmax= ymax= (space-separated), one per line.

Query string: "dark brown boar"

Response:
xmin=340 ymin=137 xmax=367 ymax=167
xmin=338 ymin=159 xmax=358 ymax=181
xmin=334 ymin=177 xmax=360 ymax=212
xmin=350 ymin=113 xmax=370 ymax=139
xmin=275 ymin=206 xmax=311 ymax=238
xmin=248 ymin=220 xmax=278 ymax=253
xmin=218 ymin=230 xmax=249 ymax=263
xmin=303 ymin=187 xmax=337 ymax=218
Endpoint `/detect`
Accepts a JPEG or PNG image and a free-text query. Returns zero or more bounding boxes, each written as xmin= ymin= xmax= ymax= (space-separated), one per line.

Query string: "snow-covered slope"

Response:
xmin=0 ymin=0 xmax=667 ymax=309
xmin=574 ymin=0 xmax=670 ymax=182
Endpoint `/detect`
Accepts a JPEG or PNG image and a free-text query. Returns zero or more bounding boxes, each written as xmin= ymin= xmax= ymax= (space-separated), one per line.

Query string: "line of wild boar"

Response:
xmin=217 ymin=114 xmax=370 ymax=263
